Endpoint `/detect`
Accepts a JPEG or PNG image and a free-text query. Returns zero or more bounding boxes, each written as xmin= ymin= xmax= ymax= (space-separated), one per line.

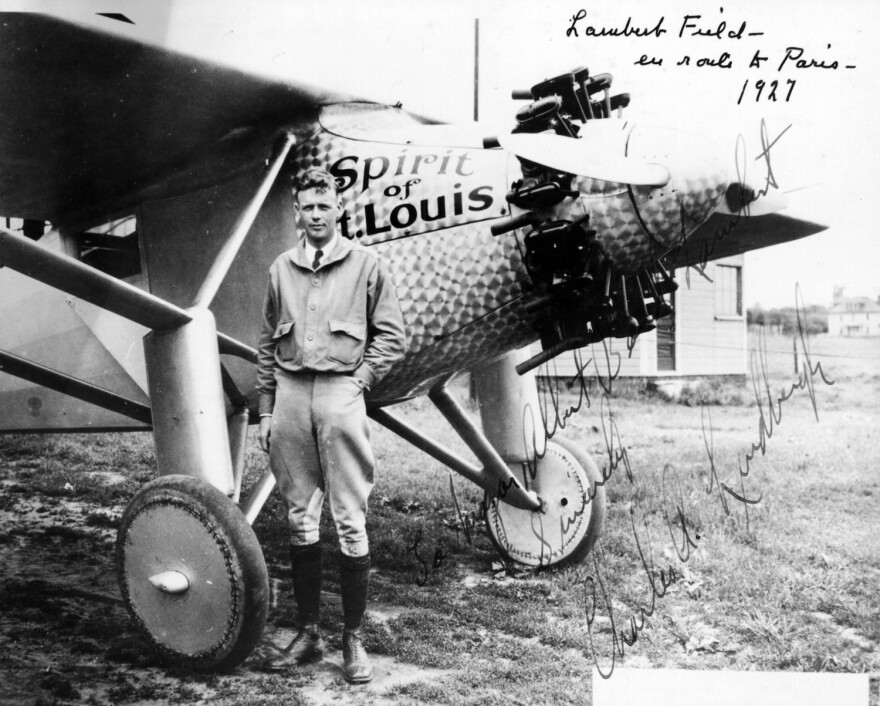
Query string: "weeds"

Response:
xmin=1 ymin=333 xmax=878 ymax=703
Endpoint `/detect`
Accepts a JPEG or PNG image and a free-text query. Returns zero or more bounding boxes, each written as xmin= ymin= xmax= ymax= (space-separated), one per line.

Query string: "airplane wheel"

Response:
xmin=115 ymin=475 xmax=269 ymax=671
xmin=485 ymin=440 xmax=606 ymax=567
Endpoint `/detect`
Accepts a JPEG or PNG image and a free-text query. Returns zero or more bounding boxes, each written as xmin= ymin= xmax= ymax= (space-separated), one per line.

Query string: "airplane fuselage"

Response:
xmin=0 ymin=101 xmax=727 ymax=429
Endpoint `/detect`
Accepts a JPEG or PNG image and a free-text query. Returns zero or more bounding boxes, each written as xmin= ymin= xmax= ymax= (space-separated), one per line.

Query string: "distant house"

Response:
xmin=545 ymin=254 xmax=746 ymax=380
xmin=828 ymin=296 xmax=880 ymax=337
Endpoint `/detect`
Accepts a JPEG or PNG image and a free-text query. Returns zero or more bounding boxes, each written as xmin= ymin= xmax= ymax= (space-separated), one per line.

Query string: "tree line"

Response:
xmin=746 ymin=304 xmax=828 ymax=335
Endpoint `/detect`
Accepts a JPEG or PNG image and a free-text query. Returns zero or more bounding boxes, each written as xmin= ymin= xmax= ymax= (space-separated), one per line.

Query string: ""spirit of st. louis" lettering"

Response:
xmin=330 ymin=149 xmax=496 ymax=238
xmin=339 ymin=184 xmax=494 ymax=238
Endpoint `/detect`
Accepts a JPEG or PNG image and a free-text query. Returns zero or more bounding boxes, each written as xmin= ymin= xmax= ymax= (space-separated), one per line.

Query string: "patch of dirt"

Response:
xmin=255 ymin=627 xmax=450 ymax=705
xmin=0 ymin=468 xmax=448 ymax=706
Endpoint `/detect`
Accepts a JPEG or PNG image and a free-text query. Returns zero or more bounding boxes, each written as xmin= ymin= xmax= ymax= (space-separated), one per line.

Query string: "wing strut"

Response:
xmin=0 ymin=132 xmax=294 ymax=499
xmin=192 ymin=132 xmax=296 ymax=309
xmin=144 ymin=132 xmax=295 ymax=495
xmin=156 ymin=133 xmax=296 ymax=515
xmin=0 ymin=225 xmax=258 ymax=361
xmin=0 ymin=348 xmax=151 ymax=424
xmin=0 ymin=226 xmax=191 ymax=331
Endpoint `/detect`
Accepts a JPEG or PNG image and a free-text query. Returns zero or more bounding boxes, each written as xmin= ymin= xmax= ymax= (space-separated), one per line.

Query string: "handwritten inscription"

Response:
xmin=777 ymin=45 xmax=852 ymax=71
xmin=583 ymin=291 xmax=832 ymax=677
xmin=737 ymin=79 xmax=796 ymax=104
xmin=699 ymin=287 xmax=834 ymax=532
xmin=668 ymin=117 xmax=789 ymax=287
xmin=583 ymin=473 xmax=699 ymax=678
xmin=565 ymin=8 xmax=856 ymax=103
xmin=565 ymin=8 xmax=761 ymax=40
xmin=401 ymin=114 xmax=834 ymax=672
xmin=432 ymin=285 xmax=833 ymax=677
xmin=532 ymin=344 xmax=619 ymax=442
xmin=736 ymin=286 xmax=834 ymax=484
xmin=408 ymin=527 xmax=447 ymax=586
xmin=566 ymin=10 xmax=667 ymax=39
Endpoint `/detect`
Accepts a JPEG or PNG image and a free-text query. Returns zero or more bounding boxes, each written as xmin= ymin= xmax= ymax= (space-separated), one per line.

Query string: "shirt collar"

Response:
xmin=304 ymin=234 xmax=337 ymax=269
xmin=289 ymin=233 xmax=353 ymax=270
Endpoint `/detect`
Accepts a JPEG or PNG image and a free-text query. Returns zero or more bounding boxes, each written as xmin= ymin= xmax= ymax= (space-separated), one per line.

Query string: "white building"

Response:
xmin=828 ymin=297 xmax=880 ymax=337
xmin=546 ymin=255 xmax=746 ymax=379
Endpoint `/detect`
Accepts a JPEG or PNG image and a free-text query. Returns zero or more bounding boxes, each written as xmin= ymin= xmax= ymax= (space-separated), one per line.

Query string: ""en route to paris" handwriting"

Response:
xmin=564 ymin=7 xmax=857 ymax=104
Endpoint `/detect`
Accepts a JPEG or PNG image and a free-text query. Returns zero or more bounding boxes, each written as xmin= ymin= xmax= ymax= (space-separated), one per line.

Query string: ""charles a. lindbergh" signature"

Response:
xmin=410 ymin=120 xmax=833 ymax=680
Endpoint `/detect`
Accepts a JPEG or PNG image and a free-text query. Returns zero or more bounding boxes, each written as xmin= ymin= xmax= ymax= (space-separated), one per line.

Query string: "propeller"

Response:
xmin=493 ymin=132 xmax=670 ymax=187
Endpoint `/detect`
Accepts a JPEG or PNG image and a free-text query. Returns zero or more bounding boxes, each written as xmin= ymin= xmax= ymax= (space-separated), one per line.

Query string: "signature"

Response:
xmin=734 ymin=119 xmax=789 ymax=218
xmin=598 ymin=392 xmax=634 ymax=486
xmin=670 ymin=118 xmax=791 ymax=288
xmin=423 ymin=254 xmax=831 ymax=680
xmin=408 ymin=527 xmax=447 ymax=587
xmin=441 ymin=341 xmax=626 ymax=572
xmin=583 ymin=490 xmax=696 ymax=678
xmin=701 ymin=285 xmax=834 ymax=528
xmin=661 ymin=463 xmax=701 ymax=562
xmin=520 ymin=343 xmax=630 ymax=565
xmin=524 ymin=288 xmax=832 ymax=677
xmin=530 ymin=342 xmax=621 ymax=442
xmin=744 ymin=285 xmax=833 ymax=437
xmin=702 ymin=403 xmax=762 ymax=526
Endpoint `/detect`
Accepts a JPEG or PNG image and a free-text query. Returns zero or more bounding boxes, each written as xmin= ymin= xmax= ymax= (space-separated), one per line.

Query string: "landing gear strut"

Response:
xmin=474 ymin=352 xmax=606 ymax=567
xmin=372 ymin=349 xmax=607 ymax=568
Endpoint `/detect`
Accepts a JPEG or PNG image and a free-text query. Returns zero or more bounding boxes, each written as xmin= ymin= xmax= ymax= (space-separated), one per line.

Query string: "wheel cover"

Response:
xmin=486 ymin=442 xmax=593 ymax=566
xmin=116 ymin=475 xmax=268 ymax=670
xmin=121 ymin=499 xmax=239 ymax=655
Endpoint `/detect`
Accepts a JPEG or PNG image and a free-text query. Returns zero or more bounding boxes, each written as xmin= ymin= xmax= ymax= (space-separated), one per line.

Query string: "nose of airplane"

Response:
xmin=569 ymin=121 xmax=729 ymax=272
xmin=625 ymin=123 xmax=728 ymax=240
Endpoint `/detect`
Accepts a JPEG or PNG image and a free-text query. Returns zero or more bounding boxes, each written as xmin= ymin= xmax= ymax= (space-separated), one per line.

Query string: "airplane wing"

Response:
xmin=0 ymin=13 xmax=356 ymax=228
xmin=0 ymin=12 xmax=359 ymax=431
xmin=667 ymin=209 xmax=828 ymax=269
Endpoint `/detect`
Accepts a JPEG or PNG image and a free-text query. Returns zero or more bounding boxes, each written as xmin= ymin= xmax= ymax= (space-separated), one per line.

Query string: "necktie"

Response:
xmin=313 ymin=249 xmax=323 ymax=270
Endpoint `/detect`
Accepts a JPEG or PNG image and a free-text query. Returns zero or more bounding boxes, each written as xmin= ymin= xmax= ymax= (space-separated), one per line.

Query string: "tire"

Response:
xmin=115 ymin=475 xmax=269 ymax=671
xmin=485 ymin=439 xmax=606 ymax=568
xmin=554 ymin=436 xmax=606 ymax=562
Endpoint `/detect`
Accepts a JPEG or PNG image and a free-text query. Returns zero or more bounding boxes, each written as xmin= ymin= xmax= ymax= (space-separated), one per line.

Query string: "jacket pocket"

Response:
xmin=327 ymin=319 xmax=366 ymax=365
xmin=272 ymin=321 xmax=296 ymax=361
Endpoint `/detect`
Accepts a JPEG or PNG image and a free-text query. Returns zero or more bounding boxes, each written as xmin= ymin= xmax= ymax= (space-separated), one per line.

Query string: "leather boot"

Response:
xmin=264 ymin=624 xmax=324 ymax=669
xmin=263 ymin=543 xmax=325 ymax=670
xmin=342 ymin=627 xmax=373 ymax=683
xmin=340 ymin=552 xmax=372 ymax=683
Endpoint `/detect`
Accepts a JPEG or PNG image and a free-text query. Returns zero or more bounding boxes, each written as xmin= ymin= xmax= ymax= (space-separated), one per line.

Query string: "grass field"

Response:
xmin=0 ymin=330 xmax=878 ymax=705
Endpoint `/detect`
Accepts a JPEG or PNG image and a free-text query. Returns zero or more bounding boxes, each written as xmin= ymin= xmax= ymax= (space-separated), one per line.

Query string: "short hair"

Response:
xmin=293 ymin=168 xmax=339 ymax=198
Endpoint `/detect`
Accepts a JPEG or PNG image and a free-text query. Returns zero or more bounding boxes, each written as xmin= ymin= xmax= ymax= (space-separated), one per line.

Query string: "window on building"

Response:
xmin=715 ymin=264 xmax=742 ymax=317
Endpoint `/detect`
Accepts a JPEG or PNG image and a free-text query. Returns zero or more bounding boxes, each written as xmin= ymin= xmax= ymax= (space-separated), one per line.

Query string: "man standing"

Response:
xmin=257 ymin=168 xmax=406 ymax=683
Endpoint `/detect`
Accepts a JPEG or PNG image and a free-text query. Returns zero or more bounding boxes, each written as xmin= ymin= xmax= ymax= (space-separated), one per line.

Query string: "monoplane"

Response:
xmin=0 ymin=12 xmax=825 ymax=670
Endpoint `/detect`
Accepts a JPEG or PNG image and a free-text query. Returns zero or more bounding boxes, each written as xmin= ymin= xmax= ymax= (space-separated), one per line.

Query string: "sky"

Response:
xmin=15 ymin=0 xmax=880 ymax=308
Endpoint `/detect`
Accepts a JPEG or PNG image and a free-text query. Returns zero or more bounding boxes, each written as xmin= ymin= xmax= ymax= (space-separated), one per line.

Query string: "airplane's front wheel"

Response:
xmin=115 ymin=475 xmax=269 ymax=671
xmin=485 ymin=439 xmax=606 ymax=567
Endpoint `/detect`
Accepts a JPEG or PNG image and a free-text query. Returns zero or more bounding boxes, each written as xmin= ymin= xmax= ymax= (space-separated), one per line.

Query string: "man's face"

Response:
xmin=294 ymin=187 xmax=342 ymax=248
